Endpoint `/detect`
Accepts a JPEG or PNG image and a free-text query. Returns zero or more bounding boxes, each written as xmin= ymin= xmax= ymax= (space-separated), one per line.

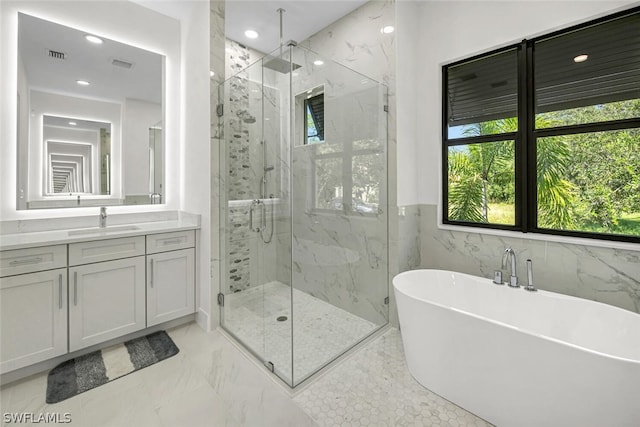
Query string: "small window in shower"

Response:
xmin=302 ymin=87 xmax=324 ymax=145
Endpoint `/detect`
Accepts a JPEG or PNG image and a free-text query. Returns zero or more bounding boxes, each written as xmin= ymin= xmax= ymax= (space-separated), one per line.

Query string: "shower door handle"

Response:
xmin=260 ymin=201 xmax=267 ymax=229
xmin=249 ymin=200 xmax=261 ymax=232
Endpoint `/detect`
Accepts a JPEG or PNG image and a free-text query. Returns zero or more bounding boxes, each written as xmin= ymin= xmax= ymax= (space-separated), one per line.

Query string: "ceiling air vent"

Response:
xmin=48 ymin=49 xmax=66 ymax=60
xmin=112 ymin=59 xmax=133 ymax=69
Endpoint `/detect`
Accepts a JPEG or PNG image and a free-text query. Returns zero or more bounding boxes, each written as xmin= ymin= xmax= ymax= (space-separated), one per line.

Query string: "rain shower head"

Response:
xmin=264 ymin=10 xmax=301 ymax=74
xmin=264 ymin=55 xmax=301 ymax=74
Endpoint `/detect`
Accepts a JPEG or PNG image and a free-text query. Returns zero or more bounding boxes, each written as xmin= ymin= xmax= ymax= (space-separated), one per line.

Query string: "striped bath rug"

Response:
xmin=46 ymin=331 xmax=179 ymax=403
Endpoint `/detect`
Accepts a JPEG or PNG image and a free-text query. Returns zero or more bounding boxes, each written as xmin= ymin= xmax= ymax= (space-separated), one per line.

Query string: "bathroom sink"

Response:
xmin=67 ymin=225 xmax=140 ymax=236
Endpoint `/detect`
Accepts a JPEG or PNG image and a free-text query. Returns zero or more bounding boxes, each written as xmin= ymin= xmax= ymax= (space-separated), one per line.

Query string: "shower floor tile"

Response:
xmin=222 ymin=282 xmax=379 ymax=385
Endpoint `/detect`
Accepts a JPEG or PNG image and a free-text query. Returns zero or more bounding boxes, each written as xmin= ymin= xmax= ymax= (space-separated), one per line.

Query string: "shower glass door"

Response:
xmin=218 ymin=55 xmax=294 ymax=385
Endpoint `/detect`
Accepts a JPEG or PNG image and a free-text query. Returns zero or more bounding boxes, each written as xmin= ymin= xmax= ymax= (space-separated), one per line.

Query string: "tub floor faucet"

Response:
xmin=502 ymin=247 xmax=518 ymax=288
xmin=99 ymin=207 xmax=107 ymax=228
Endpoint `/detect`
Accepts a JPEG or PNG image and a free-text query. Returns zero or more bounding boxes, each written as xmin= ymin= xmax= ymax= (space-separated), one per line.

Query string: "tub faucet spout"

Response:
xmin=502 ymin=247 xmax=519 ymax=288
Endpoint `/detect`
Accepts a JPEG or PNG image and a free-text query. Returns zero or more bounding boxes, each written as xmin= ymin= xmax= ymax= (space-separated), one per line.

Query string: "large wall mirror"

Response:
xmin=17 ymin=12 xmax=165 ymax=209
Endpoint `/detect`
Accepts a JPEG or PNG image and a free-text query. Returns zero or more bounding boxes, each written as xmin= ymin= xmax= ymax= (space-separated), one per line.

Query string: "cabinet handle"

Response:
xmin=58 ymin=274 xmax=63 ymax=309
xmin=9 ymin=257 xmax=43 ymax=266
xmin=74 ymin=271 xmax=78 ymax=306
xmin=150 ymin=259 xmax=154 ymax=288
xmin=160 ymin=238 xmax=183 ymax=245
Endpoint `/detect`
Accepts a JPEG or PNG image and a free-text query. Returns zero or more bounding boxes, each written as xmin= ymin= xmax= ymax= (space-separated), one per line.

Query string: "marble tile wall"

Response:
xmin=419 ymin=204 xmax=640 ymax=314
xmin=219 ymin=40 xmax=283 ymax=294
xmin=224 ymin=41 xmax=256 ymax=201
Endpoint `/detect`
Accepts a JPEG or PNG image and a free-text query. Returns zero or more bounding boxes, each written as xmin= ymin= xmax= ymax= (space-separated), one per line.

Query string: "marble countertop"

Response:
xmin=0 ymin=212 xmax=200 ymax=251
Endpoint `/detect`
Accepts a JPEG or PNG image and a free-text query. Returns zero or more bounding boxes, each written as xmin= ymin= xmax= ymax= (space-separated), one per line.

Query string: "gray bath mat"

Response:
xmin=46 ymin=331 xmax=179 ymax=403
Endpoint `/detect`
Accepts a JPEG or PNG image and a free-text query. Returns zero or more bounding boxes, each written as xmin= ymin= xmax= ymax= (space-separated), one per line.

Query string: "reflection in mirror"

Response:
xmin=17 ymin=12 xmax=164 ymax=209
xmin=43 ymin=115 xmax=111 ymax=196
xmin=148 ymin=120 xmax=164 ymax=204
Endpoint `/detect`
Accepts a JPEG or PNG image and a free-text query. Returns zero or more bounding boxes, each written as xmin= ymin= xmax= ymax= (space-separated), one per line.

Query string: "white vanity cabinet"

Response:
xmin=0 ymin=246 xmax=68 ymax=374
xmin=146 ymin=231 xmax=195 ymax=326
xmin=0 ymin=224 xmax=198 ymax=374
xmin=68 ymin=237 xmax=146 ymax=352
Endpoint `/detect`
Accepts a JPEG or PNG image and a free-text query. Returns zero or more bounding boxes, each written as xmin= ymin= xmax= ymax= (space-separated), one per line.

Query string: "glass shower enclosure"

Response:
xmin=218 ymin=43 xmax=388 ymax=387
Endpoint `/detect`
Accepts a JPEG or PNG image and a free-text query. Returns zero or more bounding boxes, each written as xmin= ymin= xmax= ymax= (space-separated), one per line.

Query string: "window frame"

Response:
xmin=442 ymin=7 xmax=640 ymax=244
xmin=304 ymin=94 xmax=324 ymax=145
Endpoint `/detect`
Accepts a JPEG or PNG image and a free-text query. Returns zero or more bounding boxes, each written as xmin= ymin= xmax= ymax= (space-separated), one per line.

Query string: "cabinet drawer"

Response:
xmin=69 ymin=236 xmax=145 ymax=266
xmin=0 ymin=245 xmax=67 ymax=277
xmin=146 ymin=230 xmax=195 ymax=254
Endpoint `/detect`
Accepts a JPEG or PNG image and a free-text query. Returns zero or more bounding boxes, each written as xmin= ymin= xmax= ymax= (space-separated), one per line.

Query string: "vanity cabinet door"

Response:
xmin=0 ymin=269 xmax=67 ymax=373
xmin=147 ymin=248 xmax=195 ymax=327
xmin=69 ymin=257 xmax=145 ymax=352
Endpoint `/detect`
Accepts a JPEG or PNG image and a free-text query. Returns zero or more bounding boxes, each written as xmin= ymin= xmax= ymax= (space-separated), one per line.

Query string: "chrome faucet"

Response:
xmin=502 ymin=247 xmax=519 ymax=288
xmin=524 ymin=259 xmax=537 ymax=292
xmin=99 ymin=207 xmax=107 ymax=228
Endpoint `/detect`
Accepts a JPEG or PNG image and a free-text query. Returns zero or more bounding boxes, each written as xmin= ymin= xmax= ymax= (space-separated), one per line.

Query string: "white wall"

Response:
xmin=0 ymin=0 xmax=180 ymax=219
xmin=397 ymin=0 xmax=638 ymax=206
xmin=395 ymin=0 xmax=419 ymax=207
xmin=29 ymin=91 xmax=121 ymax=200
xmin=177 ymin=1 xmax=211 ymax=330
xmin=123 ymin=98 xmax=162 ymax=196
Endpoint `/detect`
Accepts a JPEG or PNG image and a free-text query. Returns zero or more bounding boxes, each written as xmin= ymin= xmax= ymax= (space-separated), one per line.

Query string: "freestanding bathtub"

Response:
xmin=393 ymin=269 xmax=640 ymax=427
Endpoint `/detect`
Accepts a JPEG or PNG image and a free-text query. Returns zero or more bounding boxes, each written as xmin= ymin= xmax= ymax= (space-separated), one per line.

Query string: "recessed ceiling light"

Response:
xmin=76 ymin=80 xmax=90 ymax=86
xmin=313 ymin=60 xmax=324 ymax=66
xmin=573 ymin=54 xmax=588 ymax=63
xmin=68 ymin=121 xmax=77 ymax=126
xmin=210 ymin=70 xmax=215 ymax=77
xmin=245 ymin=30 xmax=259 ymax=39
xmin=85 ymin=35 xmax=103 ymax=44
xmin=381 ymin=26 xmax=395 ymax=34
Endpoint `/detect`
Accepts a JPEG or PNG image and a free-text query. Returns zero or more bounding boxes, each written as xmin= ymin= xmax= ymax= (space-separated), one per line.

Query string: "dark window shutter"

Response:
xmin=534 ymin=12 xmax=640 ymax=114
xmin=446 ymin=48 xmax=518 ymax=127
xmin=306 ymin=94 xmax=325 ymax=140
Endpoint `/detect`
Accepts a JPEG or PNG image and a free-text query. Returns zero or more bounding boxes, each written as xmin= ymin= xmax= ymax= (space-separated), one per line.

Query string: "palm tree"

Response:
xmin=447 ymin=116 xmax=576 ymax=229
xmin=536 ymin=136 xmax=575 ymax=229
xmin=448 ymin=118 xmax=515 ymax=223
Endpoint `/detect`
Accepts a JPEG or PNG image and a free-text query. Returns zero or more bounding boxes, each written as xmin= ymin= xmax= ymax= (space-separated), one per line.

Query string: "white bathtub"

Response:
xmin=393 ymin=269 xmax=640 ymax=427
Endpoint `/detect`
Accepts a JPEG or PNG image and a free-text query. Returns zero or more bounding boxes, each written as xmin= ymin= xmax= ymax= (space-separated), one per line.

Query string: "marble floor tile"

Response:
xmin=204 ymin=330 xmax=318 ymax=427
xmin=156 ymin=383 xmax=241 ymax=427
xmin=1 ymin=323 xmax=490 ymax=427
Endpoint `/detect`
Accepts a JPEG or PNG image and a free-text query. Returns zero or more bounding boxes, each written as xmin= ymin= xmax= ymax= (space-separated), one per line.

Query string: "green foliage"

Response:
xmin=448 ymin=151 xmax=485 ymax=222
xmin=448 ymin=118 xmax=517 ymax=223
xmin=447 ymin=99 xmax=640 ymax=237
xmin=536 ymin=135 xmax=576 ymax=229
